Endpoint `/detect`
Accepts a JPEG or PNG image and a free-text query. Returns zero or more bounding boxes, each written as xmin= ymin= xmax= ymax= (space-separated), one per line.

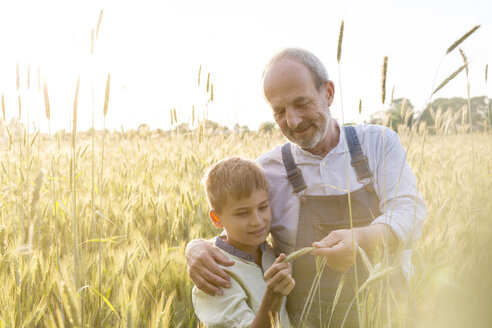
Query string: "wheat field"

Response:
xmin=0 ymin=123 xmax=491 ymax=327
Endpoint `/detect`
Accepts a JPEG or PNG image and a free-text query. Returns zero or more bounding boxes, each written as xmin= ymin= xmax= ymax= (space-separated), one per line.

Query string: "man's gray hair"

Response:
xmin=263 ymin=48 xmax=330 ymax=91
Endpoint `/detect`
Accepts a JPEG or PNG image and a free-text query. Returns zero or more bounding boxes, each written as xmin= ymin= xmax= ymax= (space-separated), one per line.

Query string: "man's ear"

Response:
xmin=209 ymin=210 xmax=223 ymax=229
xmin=324 ymin=80 xmax=335 ymax=107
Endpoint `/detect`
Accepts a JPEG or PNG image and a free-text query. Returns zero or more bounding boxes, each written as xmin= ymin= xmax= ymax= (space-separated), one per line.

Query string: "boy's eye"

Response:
xmin=235 ymin=212 xmax=248 ymax=217
xmin=259 ymin=205 xmax=269 ymax=211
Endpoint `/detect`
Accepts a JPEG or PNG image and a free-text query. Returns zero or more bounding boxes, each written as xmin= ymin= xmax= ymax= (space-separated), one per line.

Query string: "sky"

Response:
xmin=0 ymin=0 xmax=491 ymax=132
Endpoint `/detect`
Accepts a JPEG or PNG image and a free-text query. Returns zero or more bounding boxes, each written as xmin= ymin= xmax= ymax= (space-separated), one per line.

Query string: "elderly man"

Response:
xmin=186 ymin=48 xmax=426 ymax=327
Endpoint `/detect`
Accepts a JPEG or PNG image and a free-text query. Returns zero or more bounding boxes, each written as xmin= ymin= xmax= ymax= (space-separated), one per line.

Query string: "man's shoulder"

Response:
xmin=351 ymin=123 xmax=395 ymax=137
xmin=348 ymin=124 xmax=398 ymax=146
xmin=256 ymin=143 xmax=284 ymax=168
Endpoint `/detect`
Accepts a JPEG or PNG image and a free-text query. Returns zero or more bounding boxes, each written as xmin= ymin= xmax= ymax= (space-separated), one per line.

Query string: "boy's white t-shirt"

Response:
xmin=192 ymin=237 xmax=291 ymax=327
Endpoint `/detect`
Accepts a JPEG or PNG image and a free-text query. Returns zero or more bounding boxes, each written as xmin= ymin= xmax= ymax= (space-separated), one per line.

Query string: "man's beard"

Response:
xmin=282 ymin=110 xmax=331 ymax=150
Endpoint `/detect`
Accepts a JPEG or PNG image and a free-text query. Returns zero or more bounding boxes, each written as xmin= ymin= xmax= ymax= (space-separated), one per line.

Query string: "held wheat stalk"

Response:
xmin=281 ymin=247 xmax=314 ymax=263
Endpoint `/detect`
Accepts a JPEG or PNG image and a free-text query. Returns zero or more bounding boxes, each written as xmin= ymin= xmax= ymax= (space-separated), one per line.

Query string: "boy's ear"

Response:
xmin=209 ymin=210 xmax=223 ymax=229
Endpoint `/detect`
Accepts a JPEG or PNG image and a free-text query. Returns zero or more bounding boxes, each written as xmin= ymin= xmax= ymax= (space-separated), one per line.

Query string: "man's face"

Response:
xmin=263 ymin=59 xmax=333 ymax=151
xmin=212 ymin=189 xmax=271 ymax=255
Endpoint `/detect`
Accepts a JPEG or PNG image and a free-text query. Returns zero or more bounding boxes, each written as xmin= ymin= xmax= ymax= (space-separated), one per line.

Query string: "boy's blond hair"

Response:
xmin=202 ymin=157 xmax=269 ymax=214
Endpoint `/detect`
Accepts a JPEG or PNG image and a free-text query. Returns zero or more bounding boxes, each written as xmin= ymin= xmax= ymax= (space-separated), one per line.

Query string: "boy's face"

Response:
xmin=210 ymin=189 xmax=271 ymax=255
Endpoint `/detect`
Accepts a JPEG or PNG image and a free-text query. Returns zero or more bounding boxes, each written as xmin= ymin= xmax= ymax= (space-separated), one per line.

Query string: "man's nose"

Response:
xmin=285 ymin=107 xmax=302 ymax=130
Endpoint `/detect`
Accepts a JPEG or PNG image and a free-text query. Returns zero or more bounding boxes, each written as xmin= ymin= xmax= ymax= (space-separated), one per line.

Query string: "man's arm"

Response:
xmin=312 ymin=127 xmax=426 ymax=272
xmin=185 ymin=239 xmax=234 ymax=296
xmin=311 ymin=223 xmax=397 ymax=271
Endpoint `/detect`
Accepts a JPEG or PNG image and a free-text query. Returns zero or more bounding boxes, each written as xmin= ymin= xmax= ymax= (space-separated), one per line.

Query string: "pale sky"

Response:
xmin=0 ymin=0 xmax=491 ymax=132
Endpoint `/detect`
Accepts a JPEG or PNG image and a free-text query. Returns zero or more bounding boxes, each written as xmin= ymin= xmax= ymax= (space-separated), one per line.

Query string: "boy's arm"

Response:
xmin=192 ymin=278 xmax=256 ymax=328
xmin=249 ymin=254 xmax=295 ymax=328
xmin=186 ymin=239 xmax=234 ymax=296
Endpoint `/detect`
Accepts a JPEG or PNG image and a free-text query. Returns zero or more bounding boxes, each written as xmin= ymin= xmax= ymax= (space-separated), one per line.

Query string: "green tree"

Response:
xmin=258 ymin=121 xmax=276 ymax=134
xmin=369 ymin=98 xmax=414 ymax=132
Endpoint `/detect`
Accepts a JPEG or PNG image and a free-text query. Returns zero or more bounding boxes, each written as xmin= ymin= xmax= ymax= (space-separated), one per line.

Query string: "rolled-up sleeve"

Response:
xmin=192 ymin=279 xmax=255 ymax=328
xmin=371 ymin=128 xmax=427 ymax=248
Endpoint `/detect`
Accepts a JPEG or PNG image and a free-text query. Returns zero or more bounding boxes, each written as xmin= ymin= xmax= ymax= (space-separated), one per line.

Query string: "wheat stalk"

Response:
xmin=459 ymin=48 xmax=469 ymax=76
xmin=37 ymin=64 xmax=41 ymax=92
xmin=43 ymin=79 xmax=51 ymax=120
xmin=281 ymin=247 xmax=314 ymax=262
xmin=104 ymin=73 xmax=111 ymax=117
xmin=0 ymin=225 xmax=7 ymax=255
xmin=446 ymin=25 xmax=480 ymax=54
xmin=337 ymin=20 xmax=344 ymax=63
xmin=18 ymin=95 xmax=21 ymax=120
xmin=27 ymin=63 xmax=31 ymax=91
xmin=91 ymin=29 xmax=95 ymax=55
xmin=381 ymin=56 xmax=388 ymax=104
xmin=198 ymin=64 xmax=202 ymax=86
xmin=1 ymin=93 xmax=5 ymax=121
xmin=72 ymin=78 xmax=80 ymax=146
xmin=96 ymin=9 xmax=104 ymax=39
xmin=432 ymin=64 xmax=466 ymax=95
xmin=29 ymin=171 xmax=44 ymax=223
xmin=16 ymin=62 xmax=20 ymax=91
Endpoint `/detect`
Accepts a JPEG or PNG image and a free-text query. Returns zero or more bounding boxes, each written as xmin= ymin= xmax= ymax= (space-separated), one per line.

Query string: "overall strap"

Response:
xmin=344 ymin=125 xmax=374 ymax=183
xmin=281 ymin=143 xmax=307 ymax=193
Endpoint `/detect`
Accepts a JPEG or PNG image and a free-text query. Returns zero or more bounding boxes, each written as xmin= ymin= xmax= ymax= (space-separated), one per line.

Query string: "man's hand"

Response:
xmin=185 ymin=239 xmax=234 ymax=296
xmin=311 ymin=223 xmax=398 ymax=272
xmin=311 ymin=229 xmax=358 ymax=272
xmin=264 ymin=254 xmax=295 ymax=296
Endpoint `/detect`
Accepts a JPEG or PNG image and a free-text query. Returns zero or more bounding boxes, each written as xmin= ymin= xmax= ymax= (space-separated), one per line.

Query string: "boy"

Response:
xmin=192 ymin=157 xmax=294 ymax=327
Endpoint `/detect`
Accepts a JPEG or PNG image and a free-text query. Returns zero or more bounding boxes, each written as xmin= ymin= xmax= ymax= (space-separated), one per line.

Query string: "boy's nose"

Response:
xmin=250 ymin=211 xmax=262 ymax=226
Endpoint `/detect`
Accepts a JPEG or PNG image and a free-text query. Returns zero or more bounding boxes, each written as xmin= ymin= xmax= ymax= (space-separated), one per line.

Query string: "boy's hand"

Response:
xmin=185 ymin=239 xmax=234 ymax=296
xmin=263 ymin=254 xmax=295 ymax=296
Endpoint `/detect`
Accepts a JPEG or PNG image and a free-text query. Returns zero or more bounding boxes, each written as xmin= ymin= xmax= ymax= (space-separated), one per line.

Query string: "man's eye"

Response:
xmin=259 ymin=205 xmax=269 ymax=211
xmin=236 ymin=212 xmax=248 ymax=216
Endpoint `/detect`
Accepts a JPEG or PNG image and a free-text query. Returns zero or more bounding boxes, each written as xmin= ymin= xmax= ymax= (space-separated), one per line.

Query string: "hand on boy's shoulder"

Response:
xmin=186 ymin=238 xmax=234 ymax=296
